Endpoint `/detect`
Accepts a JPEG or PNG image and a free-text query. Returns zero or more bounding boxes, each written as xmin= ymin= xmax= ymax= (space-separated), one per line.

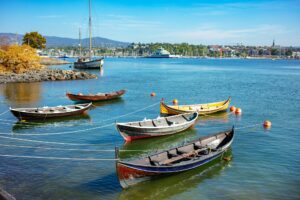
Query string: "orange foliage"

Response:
xmin=0 ymin=44 xmax=42 ymax=73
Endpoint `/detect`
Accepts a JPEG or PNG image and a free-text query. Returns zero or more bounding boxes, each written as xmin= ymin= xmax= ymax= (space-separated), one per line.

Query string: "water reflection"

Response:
xmin=0 ymin=82 xmax=42 ymax=106
xmin=91 ymin=98 xmax=124 ymax=108
xmin=118 ymin=149 xmax=233 ymax=200
xmin=199 ymin=111 xmax=230 ymax=124
xmin=119 ymin=129 xmax=197 ymax=159
xmin=12 ymin=114 xmax=91 ymax=132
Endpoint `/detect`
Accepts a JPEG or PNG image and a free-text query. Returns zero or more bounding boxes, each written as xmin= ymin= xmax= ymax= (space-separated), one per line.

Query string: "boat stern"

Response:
xmin=116 ymin=161 xmax=157 ymax=189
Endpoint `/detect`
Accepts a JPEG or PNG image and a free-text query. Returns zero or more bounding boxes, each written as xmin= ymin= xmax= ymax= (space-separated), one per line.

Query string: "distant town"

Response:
xmin=0 ymin=33 xmax=299 ymax=59
xmin=43 ymin=41 xmax=300 ymax=59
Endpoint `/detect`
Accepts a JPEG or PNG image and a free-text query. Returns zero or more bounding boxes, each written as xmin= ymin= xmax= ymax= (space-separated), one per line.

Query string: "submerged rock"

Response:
xmin=0 ymin=69 xmax=97 ymax=84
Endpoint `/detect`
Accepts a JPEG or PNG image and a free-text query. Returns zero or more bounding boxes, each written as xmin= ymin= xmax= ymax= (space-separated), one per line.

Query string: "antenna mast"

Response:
xmin=79 ymin=28 xmax=82 ymax=57
xmin=89 ymin=0 xmax=92 ymax=58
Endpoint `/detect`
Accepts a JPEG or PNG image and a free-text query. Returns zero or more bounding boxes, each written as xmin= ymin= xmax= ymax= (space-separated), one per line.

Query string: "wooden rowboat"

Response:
xmin=66 ymin=90 xmax=126 ymax=102
xmin=10 ymin=103 xmax=92 ymax=121
xmin=160 ymin=97 xmax=231 ymax=115
xmin=115 ymin=127 xmax=234 ymax=188
xmin=116 ymin=112 xmax=198 ymax=142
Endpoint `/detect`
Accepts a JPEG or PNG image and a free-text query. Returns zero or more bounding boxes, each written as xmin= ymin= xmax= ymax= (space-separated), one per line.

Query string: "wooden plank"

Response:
xmin=159 ymin=147 xmax=207 ymax=165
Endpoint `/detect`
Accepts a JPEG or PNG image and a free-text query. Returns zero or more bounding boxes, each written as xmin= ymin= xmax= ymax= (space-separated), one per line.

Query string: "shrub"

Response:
xmin=0 ymin=44 xmax=42 ymax=73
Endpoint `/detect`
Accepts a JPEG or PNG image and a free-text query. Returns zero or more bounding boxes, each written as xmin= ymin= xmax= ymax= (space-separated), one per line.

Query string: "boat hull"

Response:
xmin=116 ymin=128 xmax=234 ymax=188
xmin=117 ymin=122 xmax=194 ymax=142
xmin=66 ymin=90 xmax=125 ymax=102
xmin=116 ymin=113 xmax=198 ymax=141
xmin=160 ymin=97 xmax=230 ymax=115
xmin=116 ymin=146 xmax=230 ymax=188
xmin=10 ymin=103 xmax=92 ymax=121
xmin=74 ymin=58 xmax=103 ymax=69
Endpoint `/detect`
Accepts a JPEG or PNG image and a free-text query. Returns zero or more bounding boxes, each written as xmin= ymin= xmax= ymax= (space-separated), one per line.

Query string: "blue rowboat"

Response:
xmin=115 ymin=127 xmax=234 ymax=188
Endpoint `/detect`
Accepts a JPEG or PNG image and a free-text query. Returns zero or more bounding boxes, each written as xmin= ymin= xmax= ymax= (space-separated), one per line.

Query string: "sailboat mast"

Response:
xmin=89 ymin=0 xmax=92 ymax=58
xmin=79 ymin=28 xmax=82 ymax=57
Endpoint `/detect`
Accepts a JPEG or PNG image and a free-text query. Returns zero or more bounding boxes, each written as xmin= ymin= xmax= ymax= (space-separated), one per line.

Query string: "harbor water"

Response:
xmin=0 ymin=58 xmax=299 ymax=199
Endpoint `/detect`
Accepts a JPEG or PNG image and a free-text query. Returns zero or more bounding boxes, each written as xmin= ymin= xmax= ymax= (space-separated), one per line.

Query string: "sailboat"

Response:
xmin=74 ymin=0 xmax=104 ymax=69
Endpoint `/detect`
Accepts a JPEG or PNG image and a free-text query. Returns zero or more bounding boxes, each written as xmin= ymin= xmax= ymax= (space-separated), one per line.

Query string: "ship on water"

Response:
xmin=146 ymin=47 xmax=181 ymax=58
xmin=74 ymin=0 xmax=104 ymax=69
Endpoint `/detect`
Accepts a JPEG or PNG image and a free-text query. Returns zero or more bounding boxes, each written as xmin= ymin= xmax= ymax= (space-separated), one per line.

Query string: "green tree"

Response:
xmin=22 ymin=32 xmax=46 ymax=49
xmin=285 ymin=49 xmax=293 ymax=56
xmin=271 ymin=48 xmax=279 ymax=56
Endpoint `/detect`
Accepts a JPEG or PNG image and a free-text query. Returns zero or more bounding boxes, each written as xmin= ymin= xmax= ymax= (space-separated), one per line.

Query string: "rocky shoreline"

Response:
xmin=0 ymin=69 xmax=97 ymax=84
xmin=40 ymin=57 xmax=70 ymax=65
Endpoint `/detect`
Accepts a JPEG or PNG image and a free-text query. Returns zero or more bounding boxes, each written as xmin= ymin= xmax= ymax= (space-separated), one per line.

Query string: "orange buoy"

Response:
xmin=173 ymin=99 xmax=178 ymax=105
xmin=230 ymin=106 xmax=236 ymax=112
xmin=150 ymin=92 xmax=156 ymax=97
xmin=235 ymin=108 xmax=242 ymax=115
xmin=263 ymin=120 xmax=272 ymax=128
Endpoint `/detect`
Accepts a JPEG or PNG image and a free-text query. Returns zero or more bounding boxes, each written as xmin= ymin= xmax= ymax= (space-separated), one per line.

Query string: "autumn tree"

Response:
xmin=22 ymin=32 xmax=46 ymax=49
xmin=0 ymin=44 xmax=42 ymax=73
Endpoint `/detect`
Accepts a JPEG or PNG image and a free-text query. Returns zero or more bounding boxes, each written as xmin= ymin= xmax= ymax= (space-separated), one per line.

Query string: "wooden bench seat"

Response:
xmin=159 ymin=147 xmax=208 ymax=165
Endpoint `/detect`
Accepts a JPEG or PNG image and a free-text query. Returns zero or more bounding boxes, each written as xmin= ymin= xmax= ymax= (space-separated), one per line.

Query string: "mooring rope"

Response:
xmin=0 ymin=154 xmax=118 ymax=161
xmin=0 ymin=120 xmax=81 ymax=128
xmin=0 ymin=144 xmax=147 ymax=152
xmin=0 ymin=101 xmax=160 ymax=127
xmin=0 ymin=101 xmax=161 ymax=136
xmin=92 ymin=101 xmax=160 ymax=123
xmin=0 ymin=144 xmax=111 ymax=152
xmin=0 ymin=135 xmax=100 ymax=145
xmin=0 ymin=122 xmax=115 ymax=136
xmin=235 ymin=123 xmax=262 ymax=130
xmin=0 ymin=110 xmax=9 ymax=116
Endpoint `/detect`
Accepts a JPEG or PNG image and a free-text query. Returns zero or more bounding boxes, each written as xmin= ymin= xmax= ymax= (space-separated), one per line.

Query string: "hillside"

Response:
xmin=0 ymin=33 xmax=130 ymax=48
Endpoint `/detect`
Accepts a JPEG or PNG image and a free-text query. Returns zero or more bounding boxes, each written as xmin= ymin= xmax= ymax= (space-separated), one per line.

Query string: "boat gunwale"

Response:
xmin=118 ymin=127 xmax=234 ymax=168
xmin=116 ymin=112 xmax=198 ymax=129
xmin=66 ymin=89 xmax=125 ymax=99
xmin=161 ymin=97 xmax=231 ymax=113
xmin=9 ymin=103 xmax=92 ymax=114
xmin=164 ymin=97 xmax=230 ymax=108
xmin=117 ymin=150 xmax=225 ymax=171
xmin=74 ymin=58 xmax=104 ymax=64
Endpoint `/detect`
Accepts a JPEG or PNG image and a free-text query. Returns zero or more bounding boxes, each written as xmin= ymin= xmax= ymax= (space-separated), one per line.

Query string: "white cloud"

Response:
xmin=98 ymin=14 xmax=162 ymax=30
xmin=159 ymin=24 xmax=291 ymax=45
xmin=94 ymin=19 xmax=298 ymax=45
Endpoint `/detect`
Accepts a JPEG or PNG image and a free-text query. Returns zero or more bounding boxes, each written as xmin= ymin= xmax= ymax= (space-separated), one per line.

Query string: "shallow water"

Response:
xmin=0 ymin=58 xmax=299 ymax=199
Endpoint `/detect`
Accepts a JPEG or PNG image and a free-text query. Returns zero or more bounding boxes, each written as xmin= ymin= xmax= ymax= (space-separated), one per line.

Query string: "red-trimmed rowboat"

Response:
xmin=115 ymin=127 xmax=234 ymax=188
xmin=116 ymin=112 xmax=198 ymax=142
xmin=66 ymin=89 xmax=125 ymax=102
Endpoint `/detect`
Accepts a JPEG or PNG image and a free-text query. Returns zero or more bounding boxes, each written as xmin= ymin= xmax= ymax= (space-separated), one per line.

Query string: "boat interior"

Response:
xmin=76 ymin=91 xmax=121 ymax=97
xmin=128 ymin=130 xmax=232 ymax=166
xmin=14 ymin=104 xmax=87 ymax=114
xmin=124 ymin=113 xmax=197 ymax=128
xmin=167 ymin=99 xmax=229 ymax=111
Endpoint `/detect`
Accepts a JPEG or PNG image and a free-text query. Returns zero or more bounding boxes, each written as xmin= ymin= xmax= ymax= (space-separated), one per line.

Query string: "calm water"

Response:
xmin=0 ymin=58 xmax=299 ymax=200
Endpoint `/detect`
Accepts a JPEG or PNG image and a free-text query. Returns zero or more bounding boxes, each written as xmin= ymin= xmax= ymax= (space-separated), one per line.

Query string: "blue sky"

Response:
xmin=1 ymin=0 xmax=300 ymax=46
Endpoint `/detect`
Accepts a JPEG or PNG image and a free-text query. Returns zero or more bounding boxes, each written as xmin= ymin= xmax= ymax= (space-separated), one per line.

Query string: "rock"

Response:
xmin=0 ymin=68 xmax=97 ymax=84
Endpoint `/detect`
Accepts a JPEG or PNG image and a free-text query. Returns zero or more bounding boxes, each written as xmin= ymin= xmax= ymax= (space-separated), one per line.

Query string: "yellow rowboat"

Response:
xmin=160 ymin=97 xmax=231 ymax=115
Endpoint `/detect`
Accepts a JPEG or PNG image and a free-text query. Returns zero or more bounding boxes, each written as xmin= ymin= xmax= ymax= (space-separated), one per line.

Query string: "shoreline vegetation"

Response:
xmin=0 ymin=44 xmax=95 ymax=84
